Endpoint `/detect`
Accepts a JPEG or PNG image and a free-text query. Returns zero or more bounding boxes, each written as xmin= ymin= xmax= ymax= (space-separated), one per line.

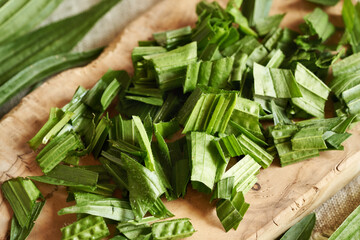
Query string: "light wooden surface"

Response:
xmin=0 ymin=0 xmax=359 ymax=239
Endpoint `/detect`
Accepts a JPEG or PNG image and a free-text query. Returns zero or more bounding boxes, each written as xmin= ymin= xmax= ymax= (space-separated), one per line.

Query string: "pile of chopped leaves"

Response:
xmin=2 ymin=0 xmax=360 ymax=239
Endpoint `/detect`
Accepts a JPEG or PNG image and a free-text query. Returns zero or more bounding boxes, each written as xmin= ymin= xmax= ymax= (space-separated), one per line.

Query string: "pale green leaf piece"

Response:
xmin=332 ymin=52 xmax=360 ymax=77
xmin=230 ymin=97 xmax=264 ymax=140
xmin=266 ymin=49 xmax=285 ymax=68
xmin=292 ymin=63 xmax=330 ymax=118
xmin=342 ymin=0 xmax=360 ymax=53
xmin=182 ymin=91 xmax=237 ymax=135
xmin=330 ymin=70 xmax=360 ymax=97
xmin=221 ymin=155 xmax=261 ymax=193
xmin=216 ymin=191 xmax=249 ymax=232
xmin=133 ymin=115 xmax=156 ymax=171
xmin=61 ymin=215 xmax=110 ymax=240
xmin=254 ymin=62 xmax=302 ymax=99
xmin=183 ymin=61 xmax=200 ymax=93
xmin=329 ymin=204 xmax=360 ymax=240
xmin=188 ymin=132 xmax=225 ymax=193
xmin=291 ymin=127 xmax=327 ymax=150
xmin=212 ymin=177 xmax=235 ymax=201
xmin=276 ymin=141 xmax=319 ymax=167
xmin=280 ymin=213 xmax=316 ymax=240
xmin=151 ymin=218 xmax=196 ymax=240
xmin=30 ymin=165 xmax=98 ymax=192
xmin=214 ymin=134 xmax=244 ymax=158
xmin=242 ymin=0 xmax=273 ymax=26
xmin=58 ymin=198 xmax=135 ymax=221
xmin=117 ymin=221 xmax=151 ymax=240
xmin=255 ymin=14 xmax=285 ymax=36
xmin=119 ymin=153 xmax=166 ymax=220
xmin=237 ymin=134 xmax=274 ymax=168
xmin=304 ymin=8 xmax=335 ymax=42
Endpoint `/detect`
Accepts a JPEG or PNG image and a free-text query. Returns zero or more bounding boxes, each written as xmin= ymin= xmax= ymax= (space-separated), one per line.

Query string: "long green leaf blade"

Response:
xmin=329 ymin=204 xmax=360 ymax=240
xmin=280 ymin=213 xmax=316 ymax=240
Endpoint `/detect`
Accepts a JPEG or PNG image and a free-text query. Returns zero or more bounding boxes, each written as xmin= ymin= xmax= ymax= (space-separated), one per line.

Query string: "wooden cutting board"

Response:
xmin=1 ymin=0 xmax=359 ymax=239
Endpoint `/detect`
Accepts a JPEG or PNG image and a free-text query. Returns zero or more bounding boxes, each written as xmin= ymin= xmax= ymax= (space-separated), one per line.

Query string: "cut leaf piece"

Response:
xmin=254 ymin=63 xmax=302 ymax=99
xmin=221 ymin=155 xmax=261 ymax=194
xmin=36 ymin=131 xmax=84 ymax=174
xmin=1 ymin=178 xmax=42 ymax=228
xmin=151 ymin=218 xmax=196 ymax=240
xmin=117 ymin=221 xmax=151 ymax=240
xmin=30 ymin=165 xmax=98 ymax=192
xmin=144 ymin=41 xmax=197 ymax=91
xmin=212 ymin=177 xmax=235 ymax=201
xmin=292 ymin=63 xmax=330 ymax=118
xmin=342 ymin=0 xmax=360 ymax=53
xmin=182 ymin=91 xmax=237 ymax=135
xmin=276 ymin=141 xmax=319 ymax=167
xmin=214 ymin=134 xmax=244 ymax=158
xmin=28 ymin=107 xmax=64 ymax=150
xmin=242 ymin=0 xmax=273 ymax=26
xmin=291 ymin=127 xmax=327 ymax=150
xmin=153 ymin=26 xmax=192 ymax=49
xmin=255 ymin=14 xmax=285 ymax=36
xmin=188 ymin=132 xmax=224 ymax=193
xmin=216 ymin=191 xmax=249 ymax=232
xmin=332 ymin=52 xmax=360 ymax=77
xmin=237 ymin=134 xmax=274 ymax=168
xmin=9 ymin=200 xmax=45 ymax=240
xmin=303 ymin=8 xmax=335 ymax=42
xmin=61 ymin=215 xmax=109 ymax=240
xmin=118 ymin=153 xmax=166 ymax=220
xmin=230 ymin=97 xmax=264 ymax=140
xmin=58 ymin=198 xmax=135 ymax=222
xmin=133 ymin=115 xmax=156 ymax=171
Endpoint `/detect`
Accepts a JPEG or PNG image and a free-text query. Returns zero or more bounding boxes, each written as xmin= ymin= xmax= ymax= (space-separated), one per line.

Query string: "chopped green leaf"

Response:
xmin=58 ymin=197 xmax=135 ymax=221
xmin=1 ymin=178 xmax=42 ymax=228
xmin=36 ymin=131 xmax=84 ymax=174
xmin=254 ymin=63 xmax=302 ymax=99
xmin=216 ymin=191 xmax=249 ymax=232
xmin=30 ymin=165 xmax=98 ymax=191
xmin=61 ymin=215 xmax=109 ymax=240
xmin=151 ymin=218 xmax=196 ymax=240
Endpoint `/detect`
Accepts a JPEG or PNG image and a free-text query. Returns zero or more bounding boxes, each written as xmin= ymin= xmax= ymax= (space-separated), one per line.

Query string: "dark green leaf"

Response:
xmin=306 ymin=0 xmax=339 ymax=6
xmin=280 ymin=213 xmax=316 ymax=240
xmin=36 ymin=131 xmax=84 ymax=174
xmin=1 ymin=178 xmax=42 ymax=228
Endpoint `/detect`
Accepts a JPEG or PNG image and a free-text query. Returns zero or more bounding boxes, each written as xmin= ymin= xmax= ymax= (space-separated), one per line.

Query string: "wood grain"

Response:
xmin=0 ymin=0 xmax=359 ymax=239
